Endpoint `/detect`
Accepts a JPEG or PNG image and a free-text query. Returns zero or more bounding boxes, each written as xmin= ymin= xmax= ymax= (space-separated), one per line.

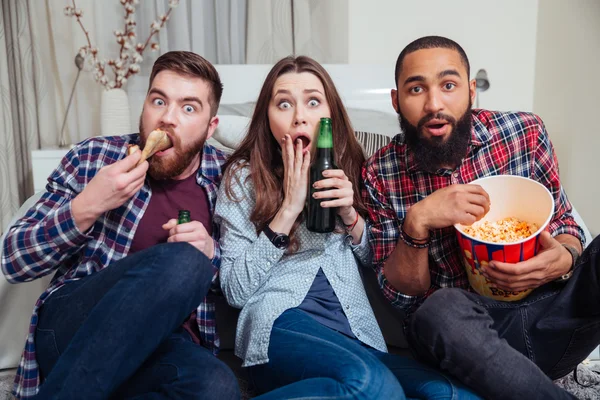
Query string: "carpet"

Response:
xmin=0 ymin=374 xmax=14 ymax=400
xmin=0 ymin=364 xmax=598 ymax=399
xmin=554 ymin=363 xmax=600 ymax=399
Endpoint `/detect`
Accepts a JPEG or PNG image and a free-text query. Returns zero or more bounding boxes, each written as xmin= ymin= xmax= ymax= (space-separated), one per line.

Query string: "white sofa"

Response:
xmin=0 ymin=135 xmax=595 ymax=393
xmin=1 ymin=64 xmax=597 ymax=399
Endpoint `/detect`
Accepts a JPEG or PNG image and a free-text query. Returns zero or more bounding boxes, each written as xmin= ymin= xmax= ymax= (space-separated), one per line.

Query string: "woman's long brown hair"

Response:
xmin=223 ymin=56 xmax=366 ymax=252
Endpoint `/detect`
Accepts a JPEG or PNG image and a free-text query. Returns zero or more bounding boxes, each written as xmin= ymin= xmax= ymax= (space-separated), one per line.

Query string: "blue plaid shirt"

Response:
xmin=1 ymin=134 xmax=227 ymax=399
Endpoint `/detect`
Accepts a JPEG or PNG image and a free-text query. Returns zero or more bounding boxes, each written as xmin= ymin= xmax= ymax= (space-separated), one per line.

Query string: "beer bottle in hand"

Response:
xmin=178 ymin=210 xmax=191 ymax=225
xmin=307 ymin=117 xmax=336 ymax=233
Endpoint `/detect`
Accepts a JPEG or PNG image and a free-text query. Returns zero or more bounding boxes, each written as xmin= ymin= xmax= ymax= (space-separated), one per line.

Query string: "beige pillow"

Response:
xmin=212 ymin=115 xmax=250 ymax=150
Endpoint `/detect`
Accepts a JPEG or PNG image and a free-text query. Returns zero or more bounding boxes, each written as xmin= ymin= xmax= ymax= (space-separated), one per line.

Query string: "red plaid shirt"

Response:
xmin=362 ymin=110 xmax=585 ymax=313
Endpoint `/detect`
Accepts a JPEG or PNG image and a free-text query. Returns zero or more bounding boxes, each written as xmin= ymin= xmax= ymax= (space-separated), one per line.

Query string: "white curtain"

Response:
xmin=246 ymin=0 xmax=348 ymax=64
xmin=46 ymin=0 xmax=248 ymax=144
xmin=0 ymin=0 xmax=247 ymax=234
xmin=137 ymin=0 xmax=247 ymax=70
xmin=0 ymin=0 xmax=62 ymax=232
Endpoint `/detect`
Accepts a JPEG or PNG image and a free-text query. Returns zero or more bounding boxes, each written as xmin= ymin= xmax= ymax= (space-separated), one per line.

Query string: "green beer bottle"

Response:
xmin=178 ymin=210 xmax=191 ymax=225
xmin=306 ymin=118 xmax=336 ymax=233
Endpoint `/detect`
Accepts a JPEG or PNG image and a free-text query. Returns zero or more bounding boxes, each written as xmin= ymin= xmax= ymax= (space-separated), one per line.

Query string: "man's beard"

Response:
xmin=139 ymin=118 xmax=208 ymax=180
xmin=399 ymin=103 xmax=472 ymax=173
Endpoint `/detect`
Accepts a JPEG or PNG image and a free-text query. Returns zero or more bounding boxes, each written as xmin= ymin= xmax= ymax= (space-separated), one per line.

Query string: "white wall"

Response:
xmin=348 ymin=0 xmax=539 ymax=113
xmin=533 ymin=0 xmax=600 ymax=237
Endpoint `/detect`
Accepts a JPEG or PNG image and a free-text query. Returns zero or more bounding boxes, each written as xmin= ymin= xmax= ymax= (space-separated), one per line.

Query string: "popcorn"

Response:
xmin=463 ymin=217 xmax=538 ymax=244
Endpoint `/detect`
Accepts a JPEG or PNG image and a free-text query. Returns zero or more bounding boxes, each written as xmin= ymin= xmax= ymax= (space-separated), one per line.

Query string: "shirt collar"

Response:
xmin=471 ymin=111 xmax=493 ymax=147
xmin=198 ymin=142 xmax=225 ymax=186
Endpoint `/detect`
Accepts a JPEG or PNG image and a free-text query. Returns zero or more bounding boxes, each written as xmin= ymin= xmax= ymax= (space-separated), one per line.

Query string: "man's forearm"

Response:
xmin=72 ymin=192 xmax=103 ymax=233
xmin=555 ymin=233 xmax=583 ymax=276
xmin=383 ymin=240 xmax=430 ymax=295
xmin=555 ymin=233 xmax=583 ymax=254
xmin=383 ymin=210 xmax=431 ymax=295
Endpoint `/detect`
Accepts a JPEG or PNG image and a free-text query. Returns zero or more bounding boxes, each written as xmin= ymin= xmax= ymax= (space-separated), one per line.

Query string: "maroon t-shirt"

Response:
xmin=129 ymin=173 xmax=212 ymax=253
xmin=129 ymin=172 xmax=212 ymax=344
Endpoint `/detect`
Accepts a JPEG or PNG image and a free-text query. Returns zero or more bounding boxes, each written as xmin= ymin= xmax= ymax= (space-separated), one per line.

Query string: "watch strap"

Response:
xmin=555 ymin=244 xmax=579 ymax=282
xmin=263 ymin=224 xmax=290 ymax=249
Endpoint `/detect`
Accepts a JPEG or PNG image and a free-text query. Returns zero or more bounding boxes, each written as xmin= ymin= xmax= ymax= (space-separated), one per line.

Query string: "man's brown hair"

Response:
xmin=149 ymin=51 xmax=223 ymax=116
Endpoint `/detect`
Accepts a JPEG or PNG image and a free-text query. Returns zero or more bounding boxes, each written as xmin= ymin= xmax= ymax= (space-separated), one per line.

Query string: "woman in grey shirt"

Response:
xmin=215 ymin=56 xmax=481 ymax=400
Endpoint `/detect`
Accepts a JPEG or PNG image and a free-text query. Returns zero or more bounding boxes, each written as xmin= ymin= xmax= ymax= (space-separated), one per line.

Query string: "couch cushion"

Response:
xmin=0 ymin=191 xmax=53 ymax=371
xmin=212 ymin=115 xmax=250 ymax=151
xmin=354 ymin=131 xmax=393 ymax=158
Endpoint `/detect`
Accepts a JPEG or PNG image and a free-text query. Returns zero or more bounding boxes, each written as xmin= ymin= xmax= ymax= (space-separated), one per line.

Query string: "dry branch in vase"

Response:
xmin=64 ymin=0 xmax=180 ymax=90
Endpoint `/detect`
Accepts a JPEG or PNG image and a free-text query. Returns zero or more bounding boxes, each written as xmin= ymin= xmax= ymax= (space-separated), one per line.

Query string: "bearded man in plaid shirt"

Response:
xmin=1 ymin=51 xmax=240 ymax=399
xmin=363 ymin=36 xmax=600 ymax=400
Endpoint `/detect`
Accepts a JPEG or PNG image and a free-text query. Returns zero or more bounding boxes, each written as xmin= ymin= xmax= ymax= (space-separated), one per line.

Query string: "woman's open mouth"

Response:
xmin=292 ymin=133 xmax=312 ymax=150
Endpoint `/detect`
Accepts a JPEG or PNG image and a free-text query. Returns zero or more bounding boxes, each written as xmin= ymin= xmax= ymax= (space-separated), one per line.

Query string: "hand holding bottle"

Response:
xmin=162 ymin=217 xmax=215 ymax=259
xmin=311 ymin=169 xmax=357 ymax=225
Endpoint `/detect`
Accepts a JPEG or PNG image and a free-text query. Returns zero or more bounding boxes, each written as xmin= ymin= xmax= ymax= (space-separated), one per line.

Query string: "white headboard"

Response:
xmin=127 ymin=64 xmax=399 ymax=138
xmin=214 ymin=64 xmax=396 ymax=112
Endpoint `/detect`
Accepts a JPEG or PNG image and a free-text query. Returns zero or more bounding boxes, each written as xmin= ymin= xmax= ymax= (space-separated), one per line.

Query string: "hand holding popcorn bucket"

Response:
xmin=454 ymin=175 xmax=555 ymax=301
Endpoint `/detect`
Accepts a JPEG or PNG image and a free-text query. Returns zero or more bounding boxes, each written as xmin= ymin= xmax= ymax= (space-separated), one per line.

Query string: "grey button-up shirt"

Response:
xmin=215 ymin=165 xmax=387 ymax=367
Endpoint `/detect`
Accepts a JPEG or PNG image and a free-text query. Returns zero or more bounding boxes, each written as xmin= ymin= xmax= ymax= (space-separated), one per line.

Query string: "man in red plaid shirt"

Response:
xmin=363 ymin=36 xmax=600 ymax=400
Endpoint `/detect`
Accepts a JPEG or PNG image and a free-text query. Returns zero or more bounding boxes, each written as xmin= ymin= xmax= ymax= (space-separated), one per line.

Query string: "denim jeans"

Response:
xmin=248 ymin=308 xmax=482 ymax=400
xmin=407 ymin=235 xmax=600 ymax=400
xmin=34 ymin=242 xmax=240 ymax=400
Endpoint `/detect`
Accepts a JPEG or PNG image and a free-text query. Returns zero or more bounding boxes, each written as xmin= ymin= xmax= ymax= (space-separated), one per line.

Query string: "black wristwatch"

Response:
xmin=555 ymin=244 xmax=580 ymax=282
xmin=263 ymin=225 xmax=290 ymax=250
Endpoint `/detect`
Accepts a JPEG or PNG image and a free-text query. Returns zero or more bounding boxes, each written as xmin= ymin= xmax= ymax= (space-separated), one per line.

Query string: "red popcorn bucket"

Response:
xmin=454 ymin=175 xmax=555 ymax=301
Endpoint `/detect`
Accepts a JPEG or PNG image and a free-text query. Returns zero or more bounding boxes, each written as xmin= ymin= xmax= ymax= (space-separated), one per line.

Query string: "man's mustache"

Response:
xmin=417 ymin=113 xmax=456 ymax=130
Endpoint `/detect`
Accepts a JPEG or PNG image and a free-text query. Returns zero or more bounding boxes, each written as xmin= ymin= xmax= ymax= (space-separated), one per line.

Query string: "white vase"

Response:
xmin=101 ymin=88 xmax=132 ymax=136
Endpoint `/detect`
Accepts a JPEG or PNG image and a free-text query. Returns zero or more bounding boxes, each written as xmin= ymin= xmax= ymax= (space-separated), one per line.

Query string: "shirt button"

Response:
xmin=266 ymin=261 xmax=271 ymax=266
xmin=357 ymin=332 xmax=361 ymax=337
xmin=345 ymin=305 xmax=350 ymax=310
xmin=453 ymin=172 xmax=459 ymax=178
xmin=305 ymin=278 xmax=309 ymax=283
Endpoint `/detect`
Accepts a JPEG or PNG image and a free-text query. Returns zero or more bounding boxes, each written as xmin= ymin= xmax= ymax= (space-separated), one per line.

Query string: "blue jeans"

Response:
xmin=248 ymin=308 xmax=482 ymax=400
xmin=34 ymin=242 xmax=240 ymax=400
xmin=407 ymin=235 xmax=600 ymax=400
